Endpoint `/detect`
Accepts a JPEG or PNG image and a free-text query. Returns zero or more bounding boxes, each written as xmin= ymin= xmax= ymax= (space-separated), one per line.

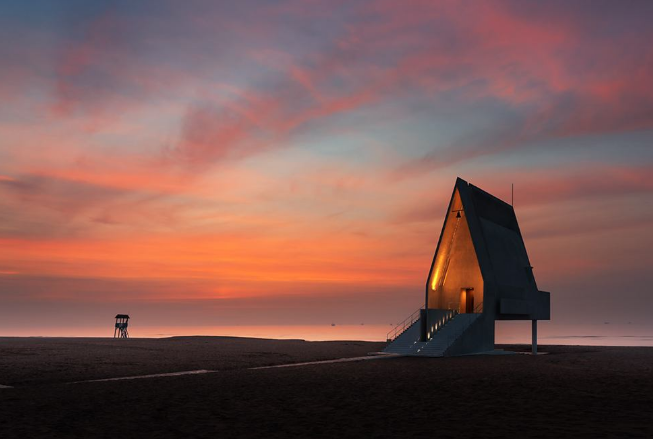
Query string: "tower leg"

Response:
xmin=532 ymin=319 xmax=537 ymax=355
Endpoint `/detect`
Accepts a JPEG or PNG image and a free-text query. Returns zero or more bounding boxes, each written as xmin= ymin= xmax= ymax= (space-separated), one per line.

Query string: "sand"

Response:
xmin=1 ymin=337 xmax=652 ymax=438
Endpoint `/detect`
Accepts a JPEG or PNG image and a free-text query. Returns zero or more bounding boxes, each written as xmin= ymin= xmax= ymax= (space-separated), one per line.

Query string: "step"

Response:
xmin=385 ymin=312 xmax=481 ymax=357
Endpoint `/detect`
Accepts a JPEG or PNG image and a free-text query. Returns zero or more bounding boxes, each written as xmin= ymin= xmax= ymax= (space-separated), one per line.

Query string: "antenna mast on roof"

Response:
xmin=511 ymin=183 xmax=514 ymax=207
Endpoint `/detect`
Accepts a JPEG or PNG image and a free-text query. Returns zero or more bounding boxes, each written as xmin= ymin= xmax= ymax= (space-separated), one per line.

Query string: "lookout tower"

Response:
xmin=384 ymin=178 xmax=550 ymax=357
xmin=114 ymin=314 xmax=130 ymax=338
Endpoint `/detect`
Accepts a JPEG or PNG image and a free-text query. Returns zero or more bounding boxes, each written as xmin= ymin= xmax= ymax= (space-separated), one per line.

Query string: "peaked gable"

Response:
xmin=426 ymin=178 xmax=549 ymax=320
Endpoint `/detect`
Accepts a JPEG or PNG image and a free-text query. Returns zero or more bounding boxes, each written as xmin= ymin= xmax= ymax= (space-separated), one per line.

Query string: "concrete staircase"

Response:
xmin=384 ymin=312 xmax=480 ymax=357
xmin=383 ymin=318 xmax=422 ymax=355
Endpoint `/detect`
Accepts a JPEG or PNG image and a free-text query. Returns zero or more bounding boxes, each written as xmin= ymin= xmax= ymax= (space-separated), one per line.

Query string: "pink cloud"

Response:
xmin=1 ymin=1 xmax=652 ymax=332
xmin=480 ymin=165 xmax=653 ymax=207
xmin=5 ymin=0 xmax=648 ymax=171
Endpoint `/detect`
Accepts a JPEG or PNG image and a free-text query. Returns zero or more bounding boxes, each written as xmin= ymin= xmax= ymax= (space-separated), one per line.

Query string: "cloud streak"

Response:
xmin=0 ymin=0 xmax=652 ymax=334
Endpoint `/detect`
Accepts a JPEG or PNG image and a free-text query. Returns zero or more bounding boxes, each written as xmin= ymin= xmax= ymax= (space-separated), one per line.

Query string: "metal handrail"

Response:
xmin=386 ymin=306 xmax=422 ymax=342
xmin=387 ymin=301 xmax=483 ymax=345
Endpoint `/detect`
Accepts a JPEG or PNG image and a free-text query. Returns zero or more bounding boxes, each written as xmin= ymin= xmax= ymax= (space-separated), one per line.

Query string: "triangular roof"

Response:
xmin=426 ymin=178 xmax=549 ymax=320
xmin=456 ymin=177 xmax=537 ymax=294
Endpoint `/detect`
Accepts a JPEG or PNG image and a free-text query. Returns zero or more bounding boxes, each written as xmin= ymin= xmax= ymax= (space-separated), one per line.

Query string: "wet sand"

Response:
xmin=1 ymin=337 xmax=652 ymax=438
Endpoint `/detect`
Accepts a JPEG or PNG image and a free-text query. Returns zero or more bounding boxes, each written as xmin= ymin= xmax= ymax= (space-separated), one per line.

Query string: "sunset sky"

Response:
xmin=1 ymin=1 xmax=652 ymax=341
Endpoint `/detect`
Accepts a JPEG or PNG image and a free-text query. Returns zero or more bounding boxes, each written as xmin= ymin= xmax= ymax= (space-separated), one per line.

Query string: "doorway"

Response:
xmin=460 ymin=288 xmax=474 ymax=313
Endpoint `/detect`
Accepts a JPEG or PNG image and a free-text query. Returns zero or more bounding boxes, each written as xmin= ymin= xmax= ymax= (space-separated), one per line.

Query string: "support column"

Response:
xmin=532 ymin=319 xmax=537 ymax=355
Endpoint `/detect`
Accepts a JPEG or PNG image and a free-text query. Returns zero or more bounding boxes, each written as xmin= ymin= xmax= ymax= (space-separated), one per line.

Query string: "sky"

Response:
xmin=1 ymin=0 xmax=652 ymax=341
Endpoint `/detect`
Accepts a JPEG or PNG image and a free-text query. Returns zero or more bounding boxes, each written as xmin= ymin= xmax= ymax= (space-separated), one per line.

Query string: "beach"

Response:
xmin=1 ymin=337 xmax=652 ymax=438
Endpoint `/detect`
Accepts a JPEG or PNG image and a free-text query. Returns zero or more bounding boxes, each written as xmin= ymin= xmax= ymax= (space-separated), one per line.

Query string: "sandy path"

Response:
xmin=0 ymin=336 xmax=383 ymax=386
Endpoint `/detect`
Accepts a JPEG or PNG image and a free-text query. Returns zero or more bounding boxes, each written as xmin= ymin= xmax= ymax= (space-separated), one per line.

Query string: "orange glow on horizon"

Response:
xmin=1 ymin=1 xmax=652 ymax=337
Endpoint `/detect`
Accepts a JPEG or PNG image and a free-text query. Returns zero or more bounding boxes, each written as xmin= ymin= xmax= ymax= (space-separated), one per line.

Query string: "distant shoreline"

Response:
xmin=1 ymin=334 xmax=652 ymax=348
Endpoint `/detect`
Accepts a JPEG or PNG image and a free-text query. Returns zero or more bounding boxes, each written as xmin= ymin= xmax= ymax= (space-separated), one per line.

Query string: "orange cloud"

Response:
xmin=2 ymin=1 xmax=652 ymax=333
